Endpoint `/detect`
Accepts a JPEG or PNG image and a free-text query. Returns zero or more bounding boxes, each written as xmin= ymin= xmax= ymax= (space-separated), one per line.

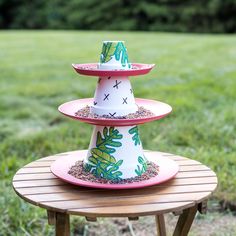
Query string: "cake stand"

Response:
xmin=51 ymin=41 xmax=178 ymax=189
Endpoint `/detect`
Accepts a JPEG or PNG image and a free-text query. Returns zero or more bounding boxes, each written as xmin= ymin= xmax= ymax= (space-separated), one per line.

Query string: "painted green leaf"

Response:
xmin=138 ymin=156 xmax=145 ymax=164
xmin=84 ymin=163 xmax=93 ymax=172
xmin=96 ymin=132 xmax=103 ymax=146
xmin=86 ymin=127 xmax=124 ymax=180
xmin=100 ymin=42 xmax=116 ymax=63
xmin=116 ymin=159 xmax=123 ymax=166
xmin=113 ymin=42 xmax=129 ymax=67
xmin=88 ymin=156 xmax=98 ymax=165
xmin=103 ymin=126 xmax=108 ymax=137
xmin=135 ymin=155 xmax=148 ymax=176
xmin=107 ymin=165 xmax=119 ymax=173
xmin=96 ymin=127 xmax=123 ymax=153
xmin=91 ymin=148 xmax=116 ymax=164
xmin=129 ymin=126 xmax=141 ymax=146
xmin=112 ymin=171 xmax=123 ymax=178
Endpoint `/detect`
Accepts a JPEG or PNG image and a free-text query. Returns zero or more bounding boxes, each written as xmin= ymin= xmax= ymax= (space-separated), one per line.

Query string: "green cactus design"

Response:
xmin=100 ymin=42 xmax=130 ymax=68
xmin=129 ymin=126 xmax=141 ymax=146
xmin=100 ymin=42 xmax=115 ymax=63
xmin=135 ymin=156 xmax=148 ymax=176
xmin=113 ymin=42 xmax=130 ymax=67
xmin=84 ymin=127 xmax=124 ymax=180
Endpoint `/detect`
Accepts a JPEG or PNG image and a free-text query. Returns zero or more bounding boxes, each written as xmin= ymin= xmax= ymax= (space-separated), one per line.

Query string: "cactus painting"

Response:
xmin=84 ymin=127 xmax=124 ymax=180
xmin=100 ymin=42 xmax=130 ymax=68
xmin=135 ymin=156 xmax=148 ymax=176
xmin=129 ymin=126 xmax=141 ymax=146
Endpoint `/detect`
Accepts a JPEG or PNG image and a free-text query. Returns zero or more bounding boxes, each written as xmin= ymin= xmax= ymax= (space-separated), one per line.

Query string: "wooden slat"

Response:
xmin=39 ymin=192 xmax=211 ymax=211
xmin=13 ymin=176 xmax=217 ymax=190
xmin=68 ymin=202 xmax=195 ymax=217
xmin=24 ymin=184 xmax=216 ymax=202
xmin=13 ymin=179 xmax=66 ymax=188
xmin=24 ymin=161 xmax=53 ymax=168
xmin=13 ymin=185 xmax=75 ymax=195
xmin=16 ymin=177 xmax=217 ymax=195
xmin=17 ymin=167 xmax=50 ymax=174
xmin=179 ymin=165 xmax=210 ymax=172
xmin=175 ymin=171 xmax=215 ymax=178
xmin=13 ymin=173 xmax=57 ymax=181
xmin=13 ymin=175 xmax=217 ymax=190
xmin=169 ymin=176 xmax=217 ymax=185
xmin=65 ymin=201 xmax=194 ymax=217
xmin=172 ymin=160 xmax=201 ymax=165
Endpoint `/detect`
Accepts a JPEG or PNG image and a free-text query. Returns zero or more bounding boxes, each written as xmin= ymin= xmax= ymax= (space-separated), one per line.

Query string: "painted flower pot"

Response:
xmin=90 ymin=76 xmax=138 ymax=116
xmin=99 ymin=41 xmax=131 ymax=70
xmin=84 ymin=125 xmax=146 ymax=180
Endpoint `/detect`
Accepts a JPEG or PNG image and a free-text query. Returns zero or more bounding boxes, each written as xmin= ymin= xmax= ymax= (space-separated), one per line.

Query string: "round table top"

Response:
xmin=12 ymin=150 xmax=217 ymax=218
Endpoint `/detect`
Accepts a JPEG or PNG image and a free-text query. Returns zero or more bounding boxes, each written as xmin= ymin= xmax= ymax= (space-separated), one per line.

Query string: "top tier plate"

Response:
xmin=72 ymin=63 xmax=155 ymax=77
xmin=58 ymin=98 xmax=172 ymax=126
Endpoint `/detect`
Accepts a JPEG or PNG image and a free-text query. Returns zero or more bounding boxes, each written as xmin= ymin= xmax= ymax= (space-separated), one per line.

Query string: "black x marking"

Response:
xmin=108 ymin=76 xmax=111 ymax=80
xmin=93 ymin=101 xmax=97 ymax=105
xmin=122 ymin=97 xmax=128 ymax=104
xmin=130 ymin=88 xmax=133 ymax=94
xmin=109 ymin=112 xmax=116 ymax=117
xmin=104 ymin=93 xmax=110 ymax=101
xmin=113 ymin=80 xmax=122 ymax=89
xmin=98 ymin=78 xmax=101 ymax=83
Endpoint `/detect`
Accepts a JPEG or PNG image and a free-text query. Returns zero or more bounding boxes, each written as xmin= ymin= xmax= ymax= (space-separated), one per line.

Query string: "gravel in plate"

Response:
xmin=68 ymin=161 xmax=159 ymax=184
xmin=75 ymin=106 xmax=154 ymax=119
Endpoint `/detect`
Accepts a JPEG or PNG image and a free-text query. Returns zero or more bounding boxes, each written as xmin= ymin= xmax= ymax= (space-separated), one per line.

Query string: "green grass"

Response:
xmin=0 ymin=30 xmax=235 ymax=235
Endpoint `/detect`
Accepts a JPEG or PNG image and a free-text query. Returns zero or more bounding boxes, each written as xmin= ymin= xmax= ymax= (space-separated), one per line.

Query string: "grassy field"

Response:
xmin=0 ymin=31 xmax=235 ymax=235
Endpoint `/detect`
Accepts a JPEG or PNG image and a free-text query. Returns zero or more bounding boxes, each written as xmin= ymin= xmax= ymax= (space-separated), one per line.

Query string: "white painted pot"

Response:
xmin=84 ymin=125 xmax=147 ymax=180
xmin=90 ymin=76 xmax=138 ymax=116
xmin=99 ymin=41 xmax=131 ymax=70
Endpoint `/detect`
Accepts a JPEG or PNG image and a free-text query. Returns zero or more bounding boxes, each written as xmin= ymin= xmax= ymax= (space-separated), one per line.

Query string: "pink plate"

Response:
xmin=72 ymin=63 xmax=155 ymax=77
xmin=58 ymin=98 xmax=172 ymax=126
xmin=50 ymin=150 xmax=179 ymax=189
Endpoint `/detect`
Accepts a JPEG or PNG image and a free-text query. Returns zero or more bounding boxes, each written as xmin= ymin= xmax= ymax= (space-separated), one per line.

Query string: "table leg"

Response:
xmin=198 ymin=200 xmax=208 ymax=214
xmin=47 ymin=210 xmax=56 ymax=225
xmin=55 ymin=212 xmax=70 ymax=236
xmin=173 ymin=205 xmax=198 ymax=236
xmin=155 ymin=214 xmax=167 ymax=236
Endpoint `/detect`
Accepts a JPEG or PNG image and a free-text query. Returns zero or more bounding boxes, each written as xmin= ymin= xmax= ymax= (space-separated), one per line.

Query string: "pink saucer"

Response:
xmin=72 ymin=63 xmax=155 ymax=77
xmin=50 ymin=150 xmax=179 ymax=189
xmin=58 ymin=98 xmax=172 ymax=126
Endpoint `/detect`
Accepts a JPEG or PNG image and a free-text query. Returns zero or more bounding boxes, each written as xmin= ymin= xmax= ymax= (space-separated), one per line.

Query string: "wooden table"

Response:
xmin=12 ymin=150 xmax=217 ymax=236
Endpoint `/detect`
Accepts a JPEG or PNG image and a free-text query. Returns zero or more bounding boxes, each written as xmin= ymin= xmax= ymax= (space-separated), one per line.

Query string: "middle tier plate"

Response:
xmin=58 ymin=98 xmax=172 ymax=126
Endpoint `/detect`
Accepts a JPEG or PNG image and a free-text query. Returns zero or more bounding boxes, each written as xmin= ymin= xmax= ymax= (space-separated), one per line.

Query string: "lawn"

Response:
xmin=0 ymin=30 xmax=235 ymax=235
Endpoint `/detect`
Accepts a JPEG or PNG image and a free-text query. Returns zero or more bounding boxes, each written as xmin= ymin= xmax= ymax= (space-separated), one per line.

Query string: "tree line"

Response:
xmin=0 ymin=0 xmax=235 ymax=33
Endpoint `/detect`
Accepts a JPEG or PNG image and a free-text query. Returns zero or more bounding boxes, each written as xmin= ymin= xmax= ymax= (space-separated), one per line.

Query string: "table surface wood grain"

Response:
xmin=12 ymin=150 xmax=217 ymax=218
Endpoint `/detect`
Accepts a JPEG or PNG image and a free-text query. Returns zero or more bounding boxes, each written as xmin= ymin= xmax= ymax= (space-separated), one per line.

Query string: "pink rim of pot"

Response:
xmin=72 ymin=63 xmax=155 ymax=77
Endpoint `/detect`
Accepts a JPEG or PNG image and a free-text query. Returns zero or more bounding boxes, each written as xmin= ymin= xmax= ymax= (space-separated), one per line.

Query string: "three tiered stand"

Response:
xmin=12 ymin=41 xmax=218 ymax=236
xmin=51 ymin=41 xmax=179 ymax=189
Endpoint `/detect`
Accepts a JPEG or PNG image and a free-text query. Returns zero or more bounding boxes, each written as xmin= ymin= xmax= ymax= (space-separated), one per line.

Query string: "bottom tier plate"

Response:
xmin=51 ymin=150 xmax=179 ymax=189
